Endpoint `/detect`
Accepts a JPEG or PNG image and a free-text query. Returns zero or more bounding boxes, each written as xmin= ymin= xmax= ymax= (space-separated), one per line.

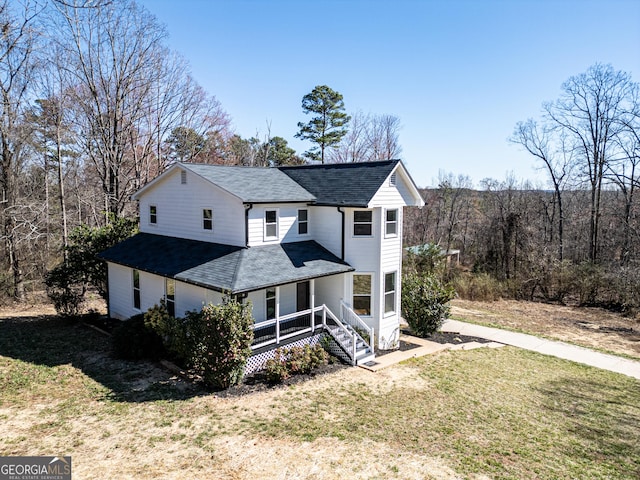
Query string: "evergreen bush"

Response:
xmin=183 ymin=298 xmax=254 ymax=389
xmin=402 ymin=272 xmax=456 ymax=337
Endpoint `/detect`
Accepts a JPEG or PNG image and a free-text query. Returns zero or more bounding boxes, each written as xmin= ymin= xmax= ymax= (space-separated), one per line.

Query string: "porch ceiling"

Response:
xmin=99 ymin=233 xmax=353 ymax=294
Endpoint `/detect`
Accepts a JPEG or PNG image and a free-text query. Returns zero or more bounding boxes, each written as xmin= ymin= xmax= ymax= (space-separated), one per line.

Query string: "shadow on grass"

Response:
xmin=538 ymin=375 xmax=640 ymax=476
xmin=0 ymin=314 xmax=208 ymax=403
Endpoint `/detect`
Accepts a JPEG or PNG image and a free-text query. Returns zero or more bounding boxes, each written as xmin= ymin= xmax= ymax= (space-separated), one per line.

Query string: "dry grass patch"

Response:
xmin=1 ymin=309 xmax=639 ymax=479
xmin=451 ymin=298 xmax=640 ymax=359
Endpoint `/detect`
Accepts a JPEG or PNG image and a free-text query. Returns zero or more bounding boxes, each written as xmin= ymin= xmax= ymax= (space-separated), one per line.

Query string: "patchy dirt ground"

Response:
xmin=1 ymin=297 xmax=639 ymax=479
xmin=451 ymin=298 xmax=640 ymax=359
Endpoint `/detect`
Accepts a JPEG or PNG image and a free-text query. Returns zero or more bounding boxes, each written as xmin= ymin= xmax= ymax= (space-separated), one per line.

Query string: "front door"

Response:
xmin=297 ymin=281 xmax=310 ymax=311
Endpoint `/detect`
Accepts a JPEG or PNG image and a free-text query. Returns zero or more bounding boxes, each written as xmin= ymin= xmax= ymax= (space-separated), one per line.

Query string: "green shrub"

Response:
xmin=402 ymin=272 xmax=456 ymax=337
xmin=46 ymin=215 xmax=137 ymax=315
xmin=111 ymin=314 xmax=165 ymax=360
xmin=264 ymin=344 xmax=329 ymax=383
xmin=44 ymin=263 xmax=85 ymax=317
xmin=144 ymin=301 xmax=189 ymax=363
xmin=264 ymin=349 xmax=291 ymax=383
xmin=184 ymin=298 xmax=254 ymax=389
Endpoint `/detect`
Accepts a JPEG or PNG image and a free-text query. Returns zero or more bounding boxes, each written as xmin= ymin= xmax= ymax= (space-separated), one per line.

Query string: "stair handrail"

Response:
xmin=322 ymin=304 xmax=358 ymax=366
xmin=340 ymin=300 xmax=374 ymax=350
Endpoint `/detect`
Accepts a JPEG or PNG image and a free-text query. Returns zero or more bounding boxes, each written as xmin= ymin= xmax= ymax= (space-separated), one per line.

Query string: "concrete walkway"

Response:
xmin=441 ymin=319 xmax=640 ymax=380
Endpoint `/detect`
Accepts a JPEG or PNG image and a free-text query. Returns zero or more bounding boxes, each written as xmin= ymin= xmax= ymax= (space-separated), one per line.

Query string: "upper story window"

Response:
xmin=149 ymin=205 xmax=157 ymax=225
xmin=384 ymin=271 xmax=397 ymax=314
xmin=352 ymin=274 xmax=372 ymax=316
xmin=385 ymin=209 xmax=398 ymax=237
xmin=203 ymin=208 xmax=213 ymax=230
xmin=132 ymin=269 xmax=141 ymax=310
xmin=265 ymin=210 xmax=278 ymax=239
xmin=353 ymin=210 xmax=372 ymax=236
xmin=298 ymin=209 xmax=308 ymax=235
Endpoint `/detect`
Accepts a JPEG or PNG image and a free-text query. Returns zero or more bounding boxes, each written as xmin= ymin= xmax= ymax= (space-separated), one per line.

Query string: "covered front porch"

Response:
xmin=246 ymin=276 xmax=375 ymax=367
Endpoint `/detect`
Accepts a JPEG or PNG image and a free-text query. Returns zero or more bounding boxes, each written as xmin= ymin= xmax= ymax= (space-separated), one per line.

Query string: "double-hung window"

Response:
xmin=132 ymin=269 xmax=141 ymax=310
xmin=384 ymin=271 xmax=397 ymax=314
xmin=265 ymin=210 xmax=278 ymax=239
xmin=165 ymin=278 xmax=175 ymax=317
xmin=203 ymin=208 xmax=213 ymax=230
xmin=353 ymin=210 xmax=372 ymax=236
xmin=149 ymin=205 xmax=157 ymax=225
xmin=266 ymin=288 xmax=276 ymax=320
xmin=385 ymin=209 xmax=398 ymax=236
xmin=352 ymin=274 xmax=372 ymax=316
xmin=298 ymin=209 xmax=308 ymax=235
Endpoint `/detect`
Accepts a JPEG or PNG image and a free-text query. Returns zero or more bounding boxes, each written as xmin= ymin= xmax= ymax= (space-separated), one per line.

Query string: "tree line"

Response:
xmin=1 ymin=0 xmax=638 ymax=315
xmin=0 ymin=0 xmax=402 ymax=302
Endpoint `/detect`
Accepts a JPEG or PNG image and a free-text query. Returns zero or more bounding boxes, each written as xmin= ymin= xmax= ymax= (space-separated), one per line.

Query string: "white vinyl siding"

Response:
xmin=369 ymin=167 xmax=423 ymax=209
xmin=107 ymin=263 xmax=133 ymax=320
xmin=312 ymin=207 xmax=341 ymax=257
xmin=247 ymin=204 xmax=314 ymax=246
xmin=108 ymin=263 xmax=224 ymax=320
xmin=137 ymin=168 xmax=245 ymax=246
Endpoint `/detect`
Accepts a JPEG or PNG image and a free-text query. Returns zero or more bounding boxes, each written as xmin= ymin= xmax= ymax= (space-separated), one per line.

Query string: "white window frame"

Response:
xmin=385 ymin=208 xmax=398 ymax=237
xmin=165 ymin=278 xmax=175 ymax=317
xmin=132 ymin=269 xmax=141 ymax=310
xmin=149 ymin=205 xmax=157 ymax=225
xmin=202 ymin=208 xmax=213 ymax=231
xmin=384 ymin=271 xmax=397 ymax=315
xmin=264 ymin=209 xmax=278 ymax=241
xmin=265 ymin=287 xmax=277 ymax=320
xmin=352 ymin=273 xmax=373 ymax=317
xmin=353 ymin=210 xmax=373 ymax=237
xmin=298 ymin=208 xmax=309 ymax=236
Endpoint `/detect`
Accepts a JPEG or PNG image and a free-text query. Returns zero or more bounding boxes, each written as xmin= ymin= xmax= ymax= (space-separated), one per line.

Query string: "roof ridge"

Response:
xmin=278 ymin=159 xmax=399 ymax=171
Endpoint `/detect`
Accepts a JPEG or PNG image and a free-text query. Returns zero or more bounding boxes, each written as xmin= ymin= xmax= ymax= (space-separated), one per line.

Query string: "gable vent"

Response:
xmin=389 ymin=173 xmax=397 ymax=186
xmin=181 ymin=170 xmax=187 ymax=184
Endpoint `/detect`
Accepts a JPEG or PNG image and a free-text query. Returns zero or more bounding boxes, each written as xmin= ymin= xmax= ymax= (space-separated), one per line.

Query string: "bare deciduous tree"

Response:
xmin=0 ymin=0 xmax=41 ymax=299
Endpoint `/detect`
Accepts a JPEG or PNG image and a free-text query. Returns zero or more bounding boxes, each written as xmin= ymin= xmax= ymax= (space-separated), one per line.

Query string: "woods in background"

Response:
xmin=1 ymin=1 xmax=638 ymax=317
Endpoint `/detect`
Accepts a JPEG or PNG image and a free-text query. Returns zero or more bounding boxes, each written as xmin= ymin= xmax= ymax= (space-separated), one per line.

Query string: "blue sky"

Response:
xmin=139 ymin=0 xmax=640 ymax=188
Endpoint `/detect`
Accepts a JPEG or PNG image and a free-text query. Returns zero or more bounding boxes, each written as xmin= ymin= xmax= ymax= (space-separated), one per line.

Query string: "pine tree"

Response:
xmin=295 ymin=85 xmax=351 ymax=163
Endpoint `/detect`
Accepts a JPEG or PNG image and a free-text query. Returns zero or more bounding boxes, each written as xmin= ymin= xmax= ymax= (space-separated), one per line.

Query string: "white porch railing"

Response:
xmin=251 ymin=304 xmax=373 ymax=366
xmin=340 ymin=300 xmax=374 ymax=350
xmin=251 ymin=305 xmax=323 ymax=351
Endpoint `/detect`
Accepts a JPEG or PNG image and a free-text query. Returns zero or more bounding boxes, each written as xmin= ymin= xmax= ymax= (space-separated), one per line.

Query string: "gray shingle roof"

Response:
xmin=278 ymin=160 xmax=399 ymax=207
xmin=182 ymin=163 xmax=316 ymax=203
xmin=99 ymin=233 xmax=353 ymax=294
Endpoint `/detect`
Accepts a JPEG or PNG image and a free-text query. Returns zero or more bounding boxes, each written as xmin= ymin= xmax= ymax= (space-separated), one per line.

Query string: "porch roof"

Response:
xmin=98 ymin=233 xmax=353 ymax=294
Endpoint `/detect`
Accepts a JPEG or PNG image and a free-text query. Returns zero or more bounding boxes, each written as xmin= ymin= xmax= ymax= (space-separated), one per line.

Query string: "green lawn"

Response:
xmin=1 ymin=314 xmax=638 ymax=479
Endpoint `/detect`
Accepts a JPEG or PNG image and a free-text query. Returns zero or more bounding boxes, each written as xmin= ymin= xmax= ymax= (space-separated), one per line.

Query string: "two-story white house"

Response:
xmin=99 ymin=160 xmax=424 ymax=368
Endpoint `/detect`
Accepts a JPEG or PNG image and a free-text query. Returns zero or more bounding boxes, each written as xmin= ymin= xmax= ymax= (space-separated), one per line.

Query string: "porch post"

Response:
xmin=275 ymin=286 xmax=280 ymax=345
xmin=310 ymin=279 xmax=315 ymax=332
